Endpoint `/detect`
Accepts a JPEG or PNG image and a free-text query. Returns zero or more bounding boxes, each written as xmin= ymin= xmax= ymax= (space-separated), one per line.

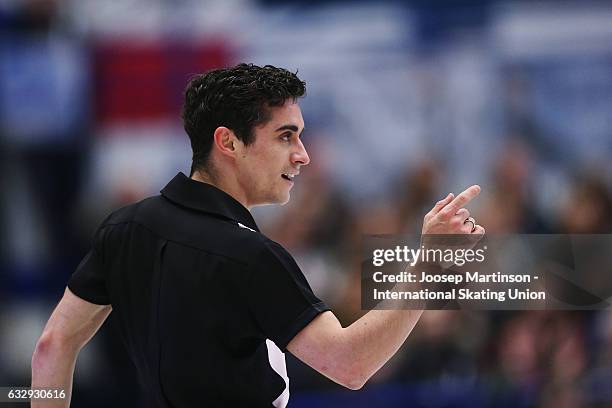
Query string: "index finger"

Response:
xmin=440 ymin=185 xmax=481 ymax=216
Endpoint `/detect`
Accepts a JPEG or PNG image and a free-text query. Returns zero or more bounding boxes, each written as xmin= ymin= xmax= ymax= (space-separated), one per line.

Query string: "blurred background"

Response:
xmin=0 ymin=0 xmax=611 ymax=407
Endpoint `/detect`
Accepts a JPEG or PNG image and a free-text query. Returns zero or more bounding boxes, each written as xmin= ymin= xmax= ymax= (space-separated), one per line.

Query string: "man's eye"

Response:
xmin=280 ymin=134 xmax=291 ymax=142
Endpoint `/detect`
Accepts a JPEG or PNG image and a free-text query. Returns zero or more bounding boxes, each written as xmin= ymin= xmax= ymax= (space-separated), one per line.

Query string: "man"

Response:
xmin=31 ymin=63 xmax=484 ymax=407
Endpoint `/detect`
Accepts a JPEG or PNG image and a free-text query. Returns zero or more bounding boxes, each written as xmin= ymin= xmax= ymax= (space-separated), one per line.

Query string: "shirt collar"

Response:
xmin=160 ymin=172 xmax=260 ymax=232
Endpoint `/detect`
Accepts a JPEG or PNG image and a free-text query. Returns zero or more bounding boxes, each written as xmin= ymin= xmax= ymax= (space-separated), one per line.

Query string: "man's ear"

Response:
xmin=212 ymin=127 xmax=239 ymax=158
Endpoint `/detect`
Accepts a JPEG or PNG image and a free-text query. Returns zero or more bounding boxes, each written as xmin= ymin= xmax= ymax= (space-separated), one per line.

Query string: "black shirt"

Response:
xmin=68 ymin=173 xmax=329 ymax=408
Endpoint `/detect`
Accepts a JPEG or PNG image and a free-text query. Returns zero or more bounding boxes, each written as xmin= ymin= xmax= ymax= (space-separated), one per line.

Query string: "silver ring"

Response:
xmin=464 ymin=217 xmax=477 ymax=233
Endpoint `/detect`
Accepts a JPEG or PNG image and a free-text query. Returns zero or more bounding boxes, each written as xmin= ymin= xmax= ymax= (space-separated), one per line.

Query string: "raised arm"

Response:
xmin=288 ymin=185 xmax=484 ymax=390
xmin=31 ymin=288 xmax=111 ymax=407
xmin=287 ymin=308 xmax=423 ymax=390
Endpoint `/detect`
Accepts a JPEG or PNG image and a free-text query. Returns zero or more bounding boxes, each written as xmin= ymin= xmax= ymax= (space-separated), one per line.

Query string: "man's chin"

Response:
xmin=277 ymin=192 xmax=291 ymax=206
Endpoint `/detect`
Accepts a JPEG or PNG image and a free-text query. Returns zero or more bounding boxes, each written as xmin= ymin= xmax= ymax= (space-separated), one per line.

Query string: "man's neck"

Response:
xmin=190 ymin=169 xmax=250 ymax=210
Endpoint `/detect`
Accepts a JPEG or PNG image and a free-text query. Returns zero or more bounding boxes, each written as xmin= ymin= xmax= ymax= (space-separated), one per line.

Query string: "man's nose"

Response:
xmin=291 ymin=139 xmax=310 ymax=166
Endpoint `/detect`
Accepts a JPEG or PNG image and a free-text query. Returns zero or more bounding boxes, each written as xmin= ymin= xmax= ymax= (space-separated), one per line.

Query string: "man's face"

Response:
xmin=235 ymin=100 xmax=309 ymax=207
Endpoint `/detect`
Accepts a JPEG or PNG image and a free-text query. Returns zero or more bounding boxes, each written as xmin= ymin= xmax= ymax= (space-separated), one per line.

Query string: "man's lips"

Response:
xmin=281 ymin=173 xmax=298 ymax=181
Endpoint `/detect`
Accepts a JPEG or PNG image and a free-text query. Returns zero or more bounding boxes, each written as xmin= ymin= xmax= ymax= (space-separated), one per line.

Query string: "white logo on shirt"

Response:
xmin=237 ymin=222 xmax=256 ymax=232
xmin=266 ymin=339 xmax=289 ymax=408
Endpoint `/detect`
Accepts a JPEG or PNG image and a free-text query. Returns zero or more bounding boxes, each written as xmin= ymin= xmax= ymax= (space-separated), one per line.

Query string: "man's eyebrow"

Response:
xmin=275 ymin=124 xmax=304 ymax=135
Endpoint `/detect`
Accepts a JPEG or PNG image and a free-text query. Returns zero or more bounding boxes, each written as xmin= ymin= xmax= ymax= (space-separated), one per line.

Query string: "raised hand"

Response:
xmin=422 ymin=185 xmax=485 ymax=236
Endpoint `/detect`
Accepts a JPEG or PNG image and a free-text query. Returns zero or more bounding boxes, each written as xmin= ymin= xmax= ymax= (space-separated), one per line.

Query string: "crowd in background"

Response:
xmin=0 ymin=0 xmax=611 ymax=407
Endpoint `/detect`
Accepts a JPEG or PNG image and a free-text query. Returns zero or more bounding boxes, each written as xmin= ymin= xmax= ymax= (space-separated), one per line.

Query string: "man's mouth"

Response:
xmin=281 ymin=173 xmax=297 ymax=182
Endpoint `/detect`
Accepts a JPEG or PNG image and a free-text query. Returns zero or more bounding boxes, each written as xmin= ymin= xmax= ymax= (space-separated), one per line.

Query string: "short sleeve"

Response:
xmin=67 ymin=220 xmax=111 ymax=305
xmin=246 ymin=240 xmax=329 ymax=351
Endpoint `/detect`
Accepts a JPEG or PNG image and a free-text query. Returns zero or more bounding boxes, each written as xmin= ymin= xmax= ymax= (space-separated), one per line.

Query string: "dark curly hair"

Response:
xmin=181 ymin=63 xmax=306 ymax=176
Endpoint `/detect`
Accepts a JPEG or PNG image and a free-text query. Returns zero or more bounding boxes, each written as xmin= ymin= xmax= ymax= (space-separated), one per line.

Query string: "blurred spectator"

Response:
xmin=476 ymin=139 xmax=550 ymax=233
xmin=558 ymin=173 xmax=612 ymax=234
xmin=0 ymin=0 xmax=91 ymax=282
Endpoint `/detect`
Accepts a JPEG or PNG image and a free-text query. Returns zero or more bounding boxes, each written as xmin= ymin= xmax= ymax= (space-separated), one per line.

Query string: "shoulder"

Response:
xmin=103 ymin=196 xmax=162 ymax=226
xmin=259 ymin=237 xmax=295 ymax=264
xmin=94 ymin=195 xmax=178 ymax=238
xmin=212 ymin=224 xmax=297 ymax=270
xmin=91 ymin=196 xmax=296 ymax=267
xmin=247 ymin=235 xmax=303 ymax=277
